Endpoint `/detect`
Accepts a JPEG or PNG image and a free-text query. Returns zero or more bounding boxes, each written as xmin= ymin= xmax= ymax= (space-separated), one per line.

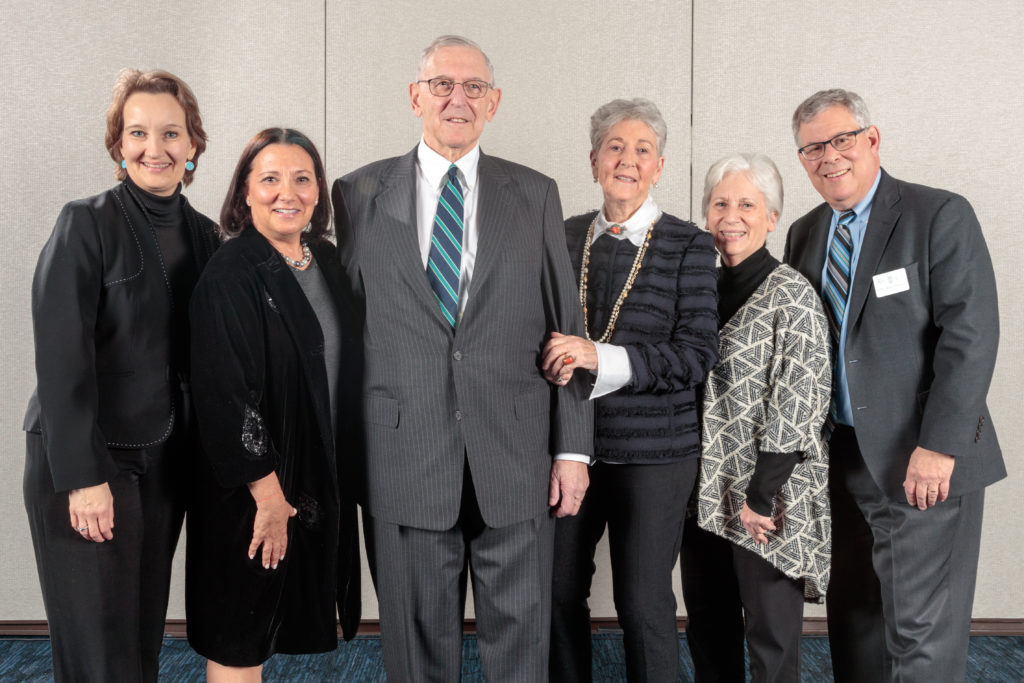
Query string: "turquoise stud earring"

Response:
xmin=185 ymin=160 xmax=195 ymax=171
xmin=121 ymin=159 xmax=127 ymax=169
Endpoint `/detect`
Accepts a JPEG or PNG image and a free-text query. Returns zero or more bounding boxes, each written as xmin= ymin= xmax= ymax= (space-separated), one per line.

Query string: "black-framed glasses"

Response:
xmin=798 ymin=127 xmax=869 ymax=161
xmin=416 ymin=77 xmax=492 ymax=99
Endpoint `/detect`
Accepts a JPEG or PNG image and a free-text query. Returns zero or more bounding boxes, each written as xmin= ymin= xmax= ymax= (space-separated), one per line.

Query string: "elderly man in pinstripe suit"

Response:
xmin=332 ymin=35 xmax=593 ymax=682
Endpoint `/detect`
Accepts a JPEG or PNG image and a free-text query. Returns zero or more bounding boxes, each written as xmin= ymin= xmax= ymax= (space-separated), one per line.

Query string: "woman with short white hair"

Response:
xmin=681 ymin=153 xmax=832 ymax=683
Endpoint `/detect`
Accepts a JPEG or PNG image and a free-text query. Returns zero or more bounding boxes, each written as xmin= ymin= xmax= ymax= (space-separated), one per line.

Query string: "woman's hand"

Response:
xmin=68 ymin=483 xmax=114 ymax=543
xmin=247 ymin=472 xmax=297 ymax=570
xmin=542 ymin=332 xmax=598 ymax=385
xmin=740 ymin=502 xmax=776 ymax=545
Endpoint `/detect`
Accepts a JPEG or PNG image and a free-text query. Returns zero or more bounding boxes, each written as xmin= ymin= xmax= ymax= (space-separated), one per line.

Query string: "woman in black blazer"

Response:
xmin=186 ymin=129 xmax=360 ymax=681
xmin=23 ymin=69 xmax=218 ymax=682
xmin=542 ymin=98 xmax=719 ymax=682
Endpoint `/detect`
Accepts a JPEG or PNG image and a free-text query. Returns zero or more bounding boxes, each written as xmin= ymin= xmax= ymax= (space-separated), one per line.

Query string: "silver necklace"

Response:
xmin=281 ymin=241 xmax=312 ymax=269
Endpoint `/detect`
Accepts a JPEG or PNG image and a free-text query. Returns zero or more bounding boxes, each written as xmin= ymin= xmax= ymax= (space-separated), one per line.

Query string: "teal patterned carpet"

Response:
xmin=0 ymin=634 xmax=1021 ymax=681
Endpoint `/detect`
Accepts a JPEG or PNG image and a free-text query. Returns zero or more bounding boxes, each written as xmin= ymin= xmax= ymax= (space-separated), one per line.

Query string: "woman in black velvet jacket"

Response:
xmin=187 ymin=128 xmax=360 ymax=681
xmin=23 ymin=69 xmax=218 ymax=683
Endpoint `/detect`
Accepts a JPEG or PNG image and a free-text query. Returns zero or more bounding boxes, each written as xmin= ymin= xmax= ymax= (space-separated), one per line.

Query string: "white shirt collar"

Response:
xmin=417 ymin=138 xmax=479 ymax=193
xmin=593 ymin=195 xmax=662 ymax=246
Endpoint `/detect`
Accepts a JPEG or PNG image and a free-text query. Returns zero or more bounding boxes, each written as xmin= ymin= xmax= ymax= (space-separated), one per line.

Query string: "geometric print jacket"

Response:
xmin=696 ymin=264 xmax=832 ymax=601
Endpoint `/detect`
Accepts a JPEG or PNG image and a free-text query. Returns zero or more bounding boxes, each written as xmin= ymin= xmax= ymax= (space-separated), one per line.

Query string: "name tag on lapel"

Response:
xmin=872 ymin=268 xmax=910 ymax=297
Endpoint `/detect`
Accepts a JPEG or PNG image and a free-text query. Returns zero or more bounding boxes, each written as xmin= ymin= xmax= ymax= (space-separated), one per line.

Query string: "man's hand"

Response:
xmin=68 ymin=482 xmax=114 ymax=543
xmin=549 ymin=460 xmax=589 ymax=518
xmin=903 ymin=446 xmax=955 ymax=510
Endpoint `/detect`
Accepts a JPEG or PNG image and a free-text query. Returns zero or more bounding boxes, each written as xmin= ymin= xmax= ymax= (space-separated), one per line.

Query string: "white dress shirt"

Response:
xmin=587 ymin=195 xmax=663 ymax=399
xmin=415 ymin=139 xmax=480 ymax=322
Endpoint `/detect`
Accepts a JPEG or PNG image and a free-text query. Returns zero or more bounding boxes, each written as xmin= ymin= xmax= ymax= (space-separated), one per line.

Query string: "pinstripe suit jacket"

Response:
xmin=332 ymin=147 xmax=593 ymax=530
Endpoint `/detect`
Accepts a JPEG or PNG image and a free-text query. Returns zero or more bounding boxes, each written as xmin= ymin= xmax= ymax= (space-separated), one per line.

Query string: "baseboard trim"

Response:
xmin=0 ymin=618 xmax=1021 ymax=638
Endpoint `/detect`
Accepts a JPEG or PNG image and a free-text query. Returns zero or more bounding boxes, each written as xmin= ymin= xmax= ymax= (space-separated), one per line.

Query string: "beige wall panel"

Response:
xmin=1 ymin=1 xmax=325 ymax=620
xmin=325 ymin=0 xmax=694 ymax=619
xmin=693 ymin=1 xmax=1023 ymax=618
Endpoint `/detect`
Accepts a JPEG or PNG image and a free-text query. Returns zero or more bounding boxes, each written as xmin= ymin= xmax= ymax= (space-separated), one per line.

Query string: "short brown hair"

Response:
xmin=105 ymin=68 xmax=207 ymax=185
xmin=220 ymin=128 xmax=332 ymax=243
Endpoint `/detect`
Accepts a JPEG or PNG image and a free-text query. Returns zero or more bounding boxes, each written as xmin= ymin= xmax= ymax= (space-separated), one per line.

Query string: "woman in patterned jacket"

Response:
xmin=680 ymin=153 xmax=832 ymax=683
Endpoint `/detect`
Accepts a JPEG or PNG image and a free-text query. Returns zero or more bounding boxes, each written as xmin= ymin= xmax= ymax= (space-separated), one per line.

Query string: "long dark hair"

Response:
xmin=219 ymin=128 xmax=332 ymax=241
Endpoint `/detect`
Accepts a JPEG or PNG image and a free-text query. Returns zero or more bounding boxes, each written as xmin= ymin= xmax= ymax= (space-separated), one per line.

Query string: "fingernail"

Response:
xmin=264 ymin=562 xmax=270 ymax=569
xmin=249 ymin=554 xmax=255 ymax=560
xmin=272 ymin=563 xmax=278 ymax=570
xmin=280 ymin=554 xmax=285 ymax=561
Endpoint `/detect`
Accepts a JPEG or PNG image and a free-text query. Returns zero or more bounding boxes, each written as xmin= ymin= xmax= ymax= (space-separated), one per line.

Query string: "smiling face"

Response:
xmin=245 ymin=143 xmax=319 ymax=246
xmin=706 ymin=171 xmax=778 ymax=267
xmin=410 ymin=45 xmax=501 ymax=162
xmin=591 ymin=119 xmax=665 ymax=223
xmin=119 ymin=92 xmax=196 ymax=196
xmin=797 ymin=104 xmax=881 ymax=211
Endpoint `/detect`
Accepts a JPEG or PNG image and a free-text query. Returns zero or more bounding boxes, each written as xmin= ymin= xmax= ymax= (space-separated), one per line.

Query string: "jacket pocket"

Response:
xmin=364 ymin=394 xmax=399 ymax=428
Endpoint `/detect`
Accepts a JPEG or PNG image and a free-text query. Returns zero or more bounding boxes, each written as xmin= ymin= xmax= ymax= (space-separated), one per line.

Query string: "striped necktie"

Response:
xmin=426 ymin=164 xmax=464 ymax=327
xmin=822 ymin=209 xmax=855 ymax=435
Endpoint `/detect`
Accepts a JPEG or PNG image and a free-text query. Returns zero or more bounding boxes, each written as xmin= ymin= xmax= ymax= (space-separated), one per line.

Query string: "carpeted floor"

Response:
xmin=0 ymin=634 xmax=1021 ymax=681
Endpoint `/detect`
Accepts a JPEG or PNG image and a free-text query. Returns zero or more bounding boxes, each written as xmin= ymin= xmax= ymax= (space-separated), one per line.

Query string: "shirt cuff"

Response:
xmin=554 ymin=452 xmax=593 ymax=465
xmin=590 ymin=342 xmax=631 ymax=399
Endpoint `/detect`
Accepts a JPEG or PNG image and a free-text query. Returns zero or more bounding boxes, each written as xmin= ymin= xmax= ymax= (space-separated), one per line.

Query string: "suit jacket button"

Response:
xmin=455 ymin=410 xmax=463 ymax=421
xmin=453 ymin=350 xmax=463 ymax=361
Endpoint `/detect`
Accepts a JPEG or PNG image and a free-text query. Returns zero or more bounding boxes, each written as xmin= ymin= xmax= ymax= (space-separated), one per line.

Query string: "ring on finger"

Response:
xmin=562 ymin=354 xmax=575 ymax=365
xmin=76 ymin=526 xmax=88 ymax=532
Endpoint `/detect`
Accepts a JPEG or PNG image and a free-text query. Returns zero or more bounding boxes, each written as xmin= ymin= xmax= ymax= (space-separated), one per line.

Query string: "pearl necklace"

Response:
xmin=281 ymin=241 xmax=312 ymax=270
xmin=579 ymin=216 xmax=655 ymax=343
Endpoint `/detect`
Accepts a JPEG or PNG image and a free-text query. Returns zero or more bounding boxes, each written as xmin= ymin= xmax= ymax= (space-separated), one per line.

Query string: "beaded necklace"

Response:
xmin=579 ymin=215 xmax=655 ymax=343
xmin=281 ymin=241 xmax=312 ymax=270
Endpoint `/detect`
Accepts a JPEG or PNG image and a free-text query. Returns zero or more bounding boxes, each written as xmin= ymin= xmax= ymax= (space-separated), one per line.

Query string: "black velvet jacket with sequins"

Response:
xmin=187 ymin=227 xmax=361 ymax=663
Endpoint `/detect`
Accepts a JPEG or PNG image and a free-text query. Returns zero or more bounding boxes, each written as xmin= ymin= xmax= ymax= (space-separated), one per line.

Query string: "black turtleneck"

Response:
xmin=717 ymin=245 xmax=779 ymax=330
xmin=124 ymin=177 xmax=198 ymax=374
xmin=717 ymin=245 xmax=800 ymax=517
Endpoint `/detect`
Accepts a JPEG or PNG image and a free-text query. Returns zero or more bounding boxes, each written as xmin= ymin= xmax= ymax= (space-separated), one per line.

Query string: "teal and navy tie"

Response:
xmin=822 ymin=209 xmax=855 ymax=433
xmin=426 ymin=164 xmax=464 ymax=327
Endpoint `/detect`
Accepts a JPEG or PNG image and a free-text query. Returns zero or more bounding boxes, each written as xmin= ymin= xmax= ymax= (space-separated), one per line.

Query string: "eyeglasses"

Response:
xmin=416 ymin=77 xmax=492 ymax=99
xmin=797 ymin=127 xmax=869 ymax=161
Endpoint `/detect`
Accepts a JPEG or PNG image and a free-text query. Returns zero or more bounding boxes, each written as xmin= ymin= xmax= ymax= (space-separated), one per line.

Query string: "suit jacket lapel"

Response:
xmin=464 ymin=152 xmax=515 ymax=317
xmin=374 ymin=147 xmax=449 ymax=326
xmin=802 ymin=204 xmax=833 ymax=292
xmin=848 ymin=169 xmax=901 ymax=328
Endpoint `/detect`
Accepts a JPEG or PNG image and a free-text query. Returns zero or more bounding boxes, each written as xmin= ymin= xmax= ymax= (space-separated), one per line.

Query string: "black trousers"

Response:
xmin=550 ymin=459 xmax=697 ymax=683
xmin=827 ymin=426 xmax=984 ymax=683
xmin=23 ymin=431 xmax=186 ymax=683
xmin=679 ymin=517 xmax=804 ymax=683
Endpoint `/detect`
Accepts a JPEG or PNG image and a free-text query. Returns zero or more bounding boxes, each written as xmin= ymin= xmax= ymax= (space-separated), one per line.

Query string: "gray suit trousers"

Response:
xmin=364 ymin=463 xmax=555 ymax=683
xmin=827 ymin=426 xmax=984 ymax=683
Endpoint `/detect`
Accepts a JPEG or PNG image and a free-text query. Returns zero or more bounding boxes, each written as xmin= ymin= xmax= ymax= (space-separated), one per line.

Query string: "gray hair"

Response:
xmin=701 ymin=153 xmax=783 ymax=221
xmin=590 ymin=98 xmax=667 ymax=156
xmin=791 ymin=89 xmax=871 ymax=144
xmin=418 ymin=35 xmax=495 ymax=83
